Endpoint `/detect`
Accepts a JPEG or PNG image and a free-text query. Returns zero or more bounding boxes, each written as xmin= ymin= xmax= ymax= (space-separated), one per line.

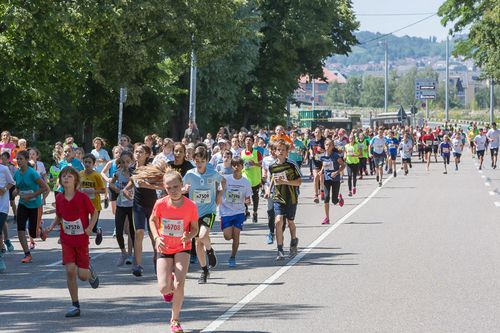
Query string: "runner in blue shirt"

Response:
xmin=319 ymin=138 xmax=345 ymax=225
xmin=385 ymin=131 xmax=399 ymax=177
xmin=183 ymin=145 xmax=225 ymax=284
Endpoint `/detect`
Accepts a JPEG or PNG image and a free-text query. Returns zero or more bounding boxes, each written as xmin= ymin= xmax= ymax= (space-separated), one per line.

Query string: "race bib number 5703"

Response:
xmin=161 ymin=218 xmax=183 ymax=237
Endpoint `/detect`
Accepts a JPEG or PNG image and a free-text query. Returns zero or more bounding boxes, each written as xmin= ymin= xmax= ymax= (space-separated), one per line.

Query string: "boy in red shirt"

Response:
xmin=44 ymin=166 xmax=100 ymax=318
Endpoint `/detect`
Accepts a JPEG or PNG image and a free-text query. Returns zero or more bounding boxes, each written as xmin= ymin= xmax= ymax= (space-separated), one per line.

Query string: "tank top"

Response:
xmin=115 ymin=170 xmax=134 ymax=207
xmin=241 ymin=149 xmax=261 ymax=187
xmin=344 ymin=144 xmax=360 ymax=164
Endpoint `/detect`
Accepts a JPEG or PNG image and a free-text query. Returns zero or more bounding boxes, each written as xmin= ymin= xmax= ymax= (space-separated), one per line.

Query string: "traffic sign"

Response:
xmin=415 ymin=78 xmax=437 ymax=100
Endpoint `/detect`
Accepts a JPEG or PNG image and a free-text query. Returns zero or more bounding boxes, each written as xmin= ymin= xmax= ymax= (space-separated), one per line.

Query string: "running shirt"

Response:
xmin=262 ymin=155 xmax=276 ymax=187
xmin=168 ymin=160 xmax=194 ymax=177
xmin=288 ymin=139 xmax=306 ymax=163
xmin=421 ymin=133 xmax=435 ymax=147
xmin=32 ymin=161 xmax=46 ymax=178
xmin=79 ymin=170 xmax=105 ymax=211
xmin=439 ymin=142 xmax=451 ymax=156
xmin=114 ymin=169 xmax=133 ymax=207
xmin=241 ymin=149 xmax=262 ymax=187
xmin=130 ymin=164 xmax=158 ymax=208
xmin=153 ymin=152 xmax=174 ymax=165
xmin=231 ymin=147 xmax=243 ymax=157
xmin=0 ymin=143 xmax=16 ymax=163
xmin=269 ymin=159 xmax=301 ymax=205
xmin=216 ymin=164 xmax=233 ymax=176
xmin=56 ymin=191 xmax=95 ymax=247
xmin=386 ymin=137 xmax=399 ymax=156
xmin=320 ymin=151 xmax=342 ymax=181
xmin=183 ymin=167 xmax=222 ymax=216
xmin=220 ymin=175 xmax=252 ymax=217
xmin=399 ymin=141 xmax=413 ymax=159
xmin=14 ymin=167 xmax=42 ymax=209
xmin=487 ymin=128 xmax=500 ymax=148
xmin=91 ymin=148 xmax=110 ymax=173
xmin=59 ymin=158 xmax=84 ymax=172
xmin=474 ymin=135 xmax=487 ymax=151
xmin=209 ymin=152 xmax=224 ymax=168
xmin=308 ymin=138 xmax=325 ymax=161
xmin=48 ymin=165 xmax=61 ymax=191
xmin=151 ymin=196 xmax=198 ymax=254
xmin=335 ymin=137 xmax=348 ymax=153
xmin=370 ymin=136 xmax=386 ymax=155
xmin=344 ymin=143 xmax=360 ymax=164
xmin=452 ymin=138 xmax=463 ymax=154
xmin=0 ymin=164 xmax=15 ymax=214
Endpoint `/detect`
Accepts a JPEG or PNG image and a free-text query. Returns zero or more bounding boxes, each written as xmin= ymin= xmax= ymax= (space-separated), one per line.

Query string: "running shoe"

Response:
xmin=190 ymin=255 xmax=198 ymax=265
xmin=228 ymin=257 xmax=236 ymax=268
xmin=313 ymin=196 xmax=319 ymax=204
xmin=95 ymin=227 xmax=103 ymax=245
xmin=320 ymin=190 xmax=325 ymax=201
xmin=267 ymin=232 xmax=274 ymax=244
xmin=252 ymin=213 xmax=258 ymax=223
xmin=393 ymin=171 xmax=397 ymax=177
xmin=409 ymin=162 xmax=412 ymax=168
xmin=198 ymin=270 xmax=209 ymax=284
xmin=321 ymin=217 xmax=330 ymax=225
xmin=443 ymin=171 xmax=447 ymax=174
xmin=0 ymin=254 xmax=6 ymax=273
xmin=388 ymin=168 xmax=392 ymax=174
xmin=112 ymin=228 xmax=116 ymax=239
xmin=276 ymin=250 xmax=285 ymax=261
xmin=376 ymin=175 xmax=379 ymax=182
xmin=21 ymin=254 xmax=32 ymax=263
xmin=338 ymin=194 xmax=344 ymax=207
xmin=65 ymin=306 xmax=81 ymax=318
xmin=125 ymin=256 xmax=134 ymax=265
xmin=163 ymin=293 xmax=174 ymax=303
xmin=379 ymin=181 xmax=382 ymax=187
xmin=455 ymin=165 xmax=458 ymax=171
xmin=104 ymin=198 xmax=109 ymax=209
xmin=348 ymin=191 xmax=352 ymax=197
xmin=29 ymin=240 xmax=36 ymax=250
xmin=170 ymin=319 xmax=184 ymax=333
xmin=1 ymin=245 xmax=5 ymax=254
xmin=289 ymin=238 xmax=299 ymax=258
xmin=88 ymin=264 xmax=99 ymax=289
xmin=132 ymin=265 xmax=144 ymax=277
xmin=245 ymin=211 xmax=250 ymax=219
xmin=3 ymin=240 xmax=13 ymax=252
xmin=353 ymin=187 xmax=356 ymax=195
xmin=116 ymin=253 xmax=127 ymax=267
xmin=207 ymin=248 xmax=217 ymax=268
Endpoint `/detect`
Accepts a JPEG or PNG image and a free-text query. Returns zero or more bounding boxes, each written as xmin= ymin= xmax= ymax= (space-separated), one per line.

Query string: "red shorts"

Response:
xmin=62 ymin=243 xmax=90 ymax=269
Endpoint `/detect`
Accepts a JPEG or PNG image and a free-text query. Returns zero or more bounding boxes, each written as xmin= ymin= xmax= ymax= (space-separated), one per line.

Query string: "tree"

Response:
xmin=393 ymin=67 xmax=418 ymax=107
xmin=325 ymin=76 xmax=362 ymax=106
xmin=359 ymin=76 xmax=385 ymax=108
xmin=439 ymin=0 xmax=500 ymax=81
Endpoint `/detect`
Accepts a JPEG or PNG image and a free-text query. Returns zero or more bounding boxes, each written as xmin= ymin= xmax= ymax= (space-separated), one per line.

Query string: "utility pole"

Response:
xmin=118 ymin=87 xmax=127 ymax=144
xmin=445 ymin=36 xmax=449 ymax=122
xmin=189 ymin=38 xmax=197 ymax=123
xmin=490 ymin=79 xmax=495 ymax=124
xmin=384 ymin=40 xmax=388 ymax=113
xmin=311 ymin=76 xmax=315 ymax=111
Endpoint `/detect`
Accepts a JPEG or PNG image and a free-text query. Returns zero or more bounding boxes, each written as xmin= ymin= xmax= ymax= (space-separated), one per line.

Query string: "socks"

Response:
xmin=277 ymin=245 xmax=284 ymax=252
xmin=72 ymin=301 xmax=80 ymax=308
xmin=202 ymin=266 xmax=209 ymax=273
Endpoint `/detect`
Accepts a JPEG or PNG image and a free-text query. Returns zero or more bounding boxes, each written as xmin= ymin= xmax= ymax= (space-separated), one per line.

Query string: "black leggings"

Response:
xmin=115 ymin=206 xmax=135 ymax=250
xmin=359 ymin=158 xmax=367 ymax=174
xmin=369 ymin=157 xmax=375 ymax=173
xmin=324 ymin=180 xmax=340 ymax=204
xmin=346 ymin=163 xmax=359 ymax=191
xmin=17 ymin=204 xmax=39 ymax=238
xmin=245 ymin=185 xmax=261 ymax=214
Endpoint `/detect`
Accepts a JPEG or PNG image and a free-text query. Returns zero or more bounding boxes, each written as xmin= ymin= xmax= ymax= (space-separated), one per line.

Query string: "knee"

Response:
xmin=223 ymin=233 xmax=232 ymax=241
xmin=135 ymin=229 xmax=145 ymax=238
xmin=173 ymin=279 xmax=185 ymax=292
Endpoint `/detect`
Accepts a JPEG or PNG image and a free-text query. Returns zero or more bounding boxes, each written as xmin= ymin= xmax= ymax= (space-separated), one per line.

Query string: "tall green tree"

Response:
xmin=439 ymin=0 xmax=500 ymax=81
xmin=359 ymin=76 xmax=385 ymax=108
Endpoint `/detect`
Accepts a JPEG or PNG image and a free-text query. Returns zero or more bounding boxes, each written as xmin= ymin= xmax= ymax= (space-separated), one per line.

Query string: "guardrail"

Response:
xmin=428 ymin=118 xmax=492 ymax=126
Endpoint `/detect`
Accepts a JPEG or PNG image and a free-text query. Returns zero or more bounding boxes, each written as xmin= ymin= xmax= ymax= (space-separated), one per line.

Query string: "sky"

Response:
xmin=352 ymin=0 xmax=452 ymax=41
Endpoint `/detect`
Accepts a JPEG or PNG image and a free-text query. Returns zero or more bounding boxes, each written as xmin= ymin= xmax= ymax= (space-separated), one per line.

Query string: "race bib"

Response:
xmin=193 ymin=189 xmax=211 ymax=204
xmin=322 ymin=161 xmax=334 ymax=171
xmin=442 ymin=147 xmax=450 ymax=153
xmin=273 ymin=171 xmax=287 ymax=181
xmin=425 ymin=140 xmax=433 ymax=146
xmin=63 ymin=218 xmax=84 ymax=235
xmin=226 ymin=189 xmax=242 ymax=203
xmin=389 ymin=143 xmax=395 ymax=149
xmin=161 ymin=218 xmax=183 ymax=237
xmin=20 ymin=190 xmax=36 ymax=201
xmin=375 ymin=144 xmax=384 ymax=150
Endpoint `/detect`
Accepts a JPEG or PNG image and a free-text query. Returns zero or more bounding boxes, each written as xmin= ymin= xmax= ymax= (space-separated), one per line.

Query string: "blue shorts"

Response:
xmin=273 ymin=202 xmax=297 ymax=220
xmin=221 ymin=213 xmax=245 ymax=231
xmin=133 ymin=203 xmax=152 ymax=231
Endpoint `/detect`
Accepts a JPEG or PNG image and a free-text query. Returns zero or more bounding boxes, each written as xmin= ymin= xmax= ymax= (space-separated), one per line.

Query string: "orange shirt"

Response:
xmin=270 ymin=134 xmax=294 ymax=146
xmin=151 ymin=196 xmax=198 ymax=254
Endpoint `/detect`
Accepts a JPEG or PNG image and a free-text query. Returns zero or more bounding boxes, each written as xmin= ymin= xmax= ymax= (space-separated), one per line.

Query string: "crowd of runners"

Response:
xmin=0 ymin=120 xmax=499 ymax=332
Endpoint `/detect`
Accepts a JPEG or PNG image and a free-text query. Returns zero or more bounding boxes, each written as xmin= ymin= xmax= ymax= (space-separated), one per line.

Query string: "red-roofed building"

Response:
xmin=294 ymin=68 xmax=346 ymax=106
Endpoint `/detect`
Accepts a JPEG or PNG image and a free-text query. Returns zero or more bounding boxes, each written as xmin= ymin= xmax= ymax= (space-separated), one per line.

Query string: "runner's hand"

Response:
xmin=181 ymin=232 xmax=189 ymax=248
xmin=155 ymin=236 xmax=166 ymax=252
xmin=85 ymin=227 xmax=93 ymax=236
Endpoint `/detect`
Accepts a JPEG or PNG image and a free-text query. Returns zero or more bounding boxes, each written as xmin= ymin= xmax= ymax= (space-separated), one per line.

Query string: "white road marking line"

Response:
xmin=201 ymin=176 xmax=393 ymax=332
xmin=479 ymin=170 xmax=483 ymax=173
xmin=495 ymin=202 xmax=500 ymax=207
xmin=481 ymin=175 xmax=487 ymax=179
xmin=45 ymin=251 xmax=109 ymax=267
xmin=489 ymin=191 xmax=496 ymax=196
xmin=485 ymin=182 xmax=491 ymax=187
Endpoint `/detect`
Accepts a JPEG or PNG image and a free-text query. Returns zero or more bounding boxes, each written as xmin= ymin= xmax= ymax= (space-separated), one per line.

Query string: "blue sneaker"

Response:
xmin=5 ymin=239 xmax=14 ymax=252
xmin=267 ymin=233 xmax=274 ymax=245
xmin=132 ymin=265 xmax=144 ymax=277
xmin=65 ymin=306 xmax=80 ymax=318
xmin=228 ymin=257 xmax=236 ymax=268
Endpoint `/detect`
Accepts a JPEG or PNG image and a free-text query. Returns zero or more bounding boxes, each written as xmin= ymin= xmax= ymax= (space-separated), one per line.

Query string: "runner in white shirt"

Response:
xmin=262 ymin=143 xmax=277 ymax=244
xmin=398 ymin=133 xmax=413 ymax=176
xmin=0 ymin=163 xmax=15 ymax=272
xmin=219 ymin=157 xmax=252 ymax=268
xmin=474 ymin=129 xmax=487 ymax=170
xmin=451 ymin=133 xmax=464 ymax=171
xmin=486 ymin=122 xmax=499 ymax=169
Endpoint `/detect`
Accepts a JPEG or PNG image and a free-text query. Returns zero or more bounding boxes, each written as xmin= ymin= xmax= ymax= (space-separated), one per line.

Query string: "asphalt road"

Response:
xmin=1 ymin=149 xmax=499 ymax=333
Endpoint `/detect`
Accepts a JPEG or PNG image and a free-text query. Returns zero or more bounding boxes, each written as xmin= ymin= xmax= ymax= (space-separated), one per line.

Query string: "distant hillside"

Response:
xmin=329 ymin=31 xmax=453 ymax=66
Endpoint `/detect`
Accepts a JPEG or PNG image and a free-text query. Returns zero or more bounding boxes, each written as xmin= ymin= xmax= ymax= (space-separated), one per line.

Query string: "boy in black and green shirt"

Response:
xmin=265 ymin=139 xmax=302 ymax=260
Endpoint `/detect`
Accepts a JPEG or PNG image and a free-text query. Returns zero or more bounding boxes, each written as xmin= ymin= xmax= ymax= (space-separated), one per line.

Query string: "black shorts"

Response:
xmin=477 ymin=150 xmax=485 ymax=158
xmin=158 ymin=250 xmax=190 ymax=259
xmin=432 ymin=146 xmax=438 ymax=154
xmin=108 ymin=188 xmax=119 ymax=202
xmin=402 ymin=158 xmax=411 ymax=163
xmin=424 ymin=147 xmax=432 ymax=153
xmin=17 ymin=204 xmax=39 ymax=238
xmin=312 ymin=159 xmax=322 ymax=170
xmin=197 ymin=213 xmax=216 ymax=237
xmin=491 ymin=147 xmax=499 ymax=156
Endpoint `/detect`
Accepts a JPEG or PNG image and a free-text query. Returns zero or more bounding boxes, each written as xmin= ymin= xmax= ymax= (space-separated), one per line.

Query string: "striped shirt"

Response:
xmin=269 ymin=159 xmax=301 ymax=205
